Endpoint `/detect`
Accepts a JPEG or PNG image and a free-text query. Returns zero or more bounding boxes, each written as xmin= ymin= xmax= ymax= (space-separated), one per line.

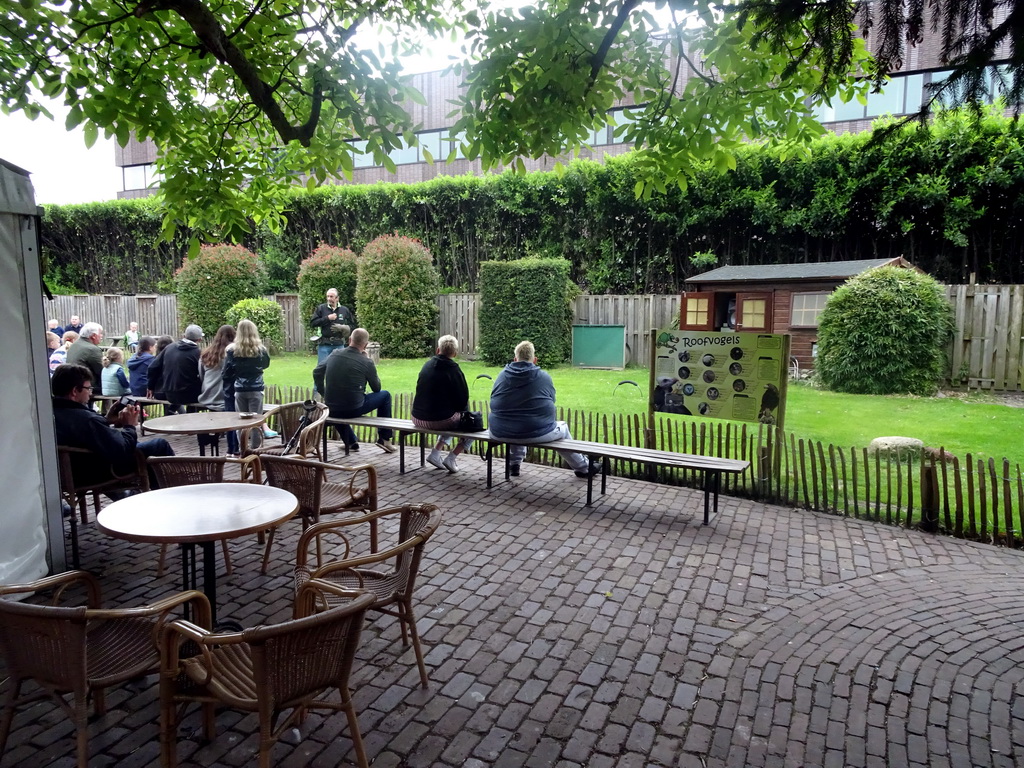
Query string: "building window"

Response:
xmin=122 ymin=163 xmax=160 ymax=192
xmin=791 ymin=292 xmax=830 ymax=327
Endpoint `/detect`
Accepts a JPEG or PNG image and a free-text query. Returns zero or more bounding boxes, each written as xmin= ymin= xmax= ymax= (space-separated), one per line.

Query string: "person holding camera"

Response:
xmin=51 ymin=364 xmax=174 ymax=492
xmin=310 ymin=288 xmax=355 ymax=367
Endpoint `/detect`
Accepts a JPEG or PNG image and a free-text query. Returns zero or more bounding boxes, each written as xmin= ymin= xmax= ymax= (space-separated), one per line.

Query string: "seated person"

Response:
xmin=312 ymin=327 xmax=395 ymax=453
xmin=51 ymin=364 xmax=174 ymax=492
xmin=488 ymin=340 xmax=599 ymax=478
xmin=412 ymin=334 xmax=474 ymax=473
xmin=124 ymin=321 xmax=140 ymax=353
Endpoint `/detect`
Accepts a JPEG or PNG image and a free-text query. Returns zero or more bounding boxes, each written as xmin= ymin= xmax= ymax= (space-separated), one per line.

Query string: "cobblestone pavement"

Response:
xmin=9 ymin=437 xmax=1024 ymax=767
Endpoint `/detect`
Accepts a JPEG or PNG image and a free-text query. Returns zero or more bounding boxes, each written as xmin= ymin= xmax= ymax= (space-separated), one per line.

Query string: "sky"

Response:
xmin=0 ymin=106 xmax=121 ymax=206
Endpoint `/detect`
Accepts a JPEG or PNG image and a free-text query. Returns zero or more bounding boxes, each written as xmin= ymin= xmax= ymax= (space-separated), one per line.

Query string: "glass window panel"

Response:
xmin=418 ymin=131 xmax=442 ymax=161
xmin=790 ymin=292 xmax=830 ymax=327
xmin=349 ymin=140 xmax=374 ymax=169
xmin=743 ymin=298 xmax=767 ymax=328
xmin=904 ymin=74 xmax=924 ymax=113
xmin=833 ymin=97 xmax=866 ymax=121
xmin=389 ymin=143 xmax=419 ymax=165
xmin=867 ymin=77 xmax=906 ymax=116
xmin=122 ymin=165 xmax=147 ymax=191
xmin=685 ymin=297 xmax=709 ymax=326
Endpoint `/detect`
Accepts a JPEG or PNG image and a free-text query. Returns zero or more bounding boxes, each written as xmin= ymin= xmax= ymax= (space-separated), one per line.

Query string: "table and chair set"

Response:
xmin=11 ymin=401 xmax=443 ymax=767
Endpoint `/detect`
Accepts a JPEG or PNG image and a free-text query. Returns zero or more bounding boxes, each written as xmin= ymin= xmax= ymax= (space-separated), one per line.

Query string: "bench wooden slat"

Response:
xmin=322 ymin=414 xmax=746 ymax=523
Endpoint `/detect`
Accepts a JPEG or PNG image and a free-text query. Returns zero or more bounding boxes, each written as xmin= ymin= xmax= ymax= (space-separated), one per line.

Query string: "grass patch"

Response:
xmin=264 ymin=351 xmax=1024 ymax=466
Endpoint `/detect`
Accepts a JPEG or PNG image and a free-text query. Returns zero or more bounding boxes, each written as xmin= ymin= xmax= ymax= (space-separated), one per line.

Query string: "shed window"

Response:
xmin=791 ymin=292 xmax=830 ymax=327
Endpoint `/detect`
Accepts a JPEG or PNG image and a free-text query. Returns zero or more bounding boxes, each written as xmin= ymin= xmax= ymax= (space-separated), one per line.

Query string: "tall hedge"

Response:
xmin=356 ymin=235 xmax=440 ymax=358
xmin=815 ymin=267 xmax=954 ymax=395
xmin=224 ymin=298 xmax=285 ymax=354
xmin=40 ymin=108 xmax=1024 ymax=294
xmin=478 ymin=259 xmax=575 ymax=367
xmin=174 ymin=244 xmax=266 ymax=337
xmin=297 ymin=244 xmax=359 ymax=327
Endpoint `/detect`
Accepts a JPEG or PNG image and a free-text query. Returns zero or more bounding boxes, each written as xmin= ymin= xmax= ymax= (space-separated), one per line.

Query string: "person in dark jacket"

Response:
xmin=222 ymin=319 xmax=277 ymax=438
xmin=65 ymin=322 xmax=104 ymax=385
xmin=412 ymin=334 xmax=473 ymax=473
xmin=313 ymin=327 xmax=395 ymax=453
xmin=127 ymin=336 xmax=156 ymax=397
xmin=310 ymin=287 xmax=355 ymax=366
xmin=148 ymin=325 xmax=203 ymax=414
xmin=489 ymin=340 xmax=598 ymax=479
xmin=51 ymin=364 xmax=173 ymax=491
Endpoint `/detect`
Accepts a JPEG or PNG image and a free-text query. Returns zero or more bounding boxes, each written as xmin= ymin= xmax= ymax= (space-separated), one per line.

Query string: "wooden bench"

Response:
xmin=324 ymin=416 xmax=748 ymax=523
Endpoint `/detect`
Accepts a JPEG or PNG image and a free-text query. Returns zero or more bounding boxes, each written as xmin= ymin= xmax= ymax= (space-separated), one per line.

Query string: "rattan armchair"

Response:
xmin=0 ymin=570 xmax=209 ymax=768
xmin=146 ymin=455 xmax=263 ymax=576
xmin=260 ymin=455 xmax=378 ymax=574
xmin=249 ymin=401 xmax=328 ymax=460
xmin=57 ymin=444 xmax=149 ymax=525
xmin=293 ymin=503 xmax=442 ymax=688
xmin=159 ymin=581 xmax=375 ymax=768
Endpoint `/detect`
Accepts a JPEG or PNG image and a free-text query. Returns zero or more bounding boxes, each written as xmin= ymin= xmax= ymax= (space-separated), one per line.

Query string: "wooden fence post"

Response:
xmin=920 ymin=463 xmax=939 ymax=533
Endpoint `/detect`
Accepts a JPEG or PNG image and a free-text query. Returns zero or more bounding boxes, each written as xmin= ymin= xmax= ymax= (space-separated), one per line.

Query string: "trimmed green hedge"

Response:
xmin=40 ymin=108 xmax=1024 ymax=294
xmin=356 ymin=235 xmax=440 ymax=358
xmin=225 ymin=298 xmax=285 ymax=355
xmin=174 ymin=244 xmax=266 ymax=337
xmin=479 ymin=259 xmax=575 ymax=367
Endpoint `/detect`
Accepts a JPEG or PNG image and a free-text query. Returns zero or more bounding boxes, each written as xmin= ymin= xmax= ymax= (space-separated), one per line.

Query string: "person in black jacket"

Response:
xmin=51 ymin=364 xmax=173 ymax=491
xmin=148 ymin=325 xmax=203 ymax=414
xmin=411 ymin=334 xmax=474 ymax=473
xmin=310 ymin=287 xmax=355 ymax=366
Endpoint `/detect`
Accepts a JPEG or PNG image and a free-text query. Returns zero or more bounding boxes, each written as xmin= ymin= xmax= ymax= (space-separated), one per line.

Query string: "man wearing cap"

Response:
xmin=149 ymin=324 xmax=204 ymax=414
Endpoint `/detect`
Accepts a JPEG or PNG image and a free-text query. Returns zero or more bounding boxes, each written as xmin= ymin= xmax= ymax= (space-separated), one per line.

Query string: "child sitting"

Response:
xmin=123 ymin=321 xmax=140 ymax=353
xmin=101 ymin=346 xmax=130 ymax=396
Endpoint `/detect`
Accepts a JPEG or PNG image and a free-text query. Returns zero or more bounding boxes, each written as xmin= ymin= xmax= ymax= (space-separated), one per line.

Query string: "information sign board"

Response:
xmin=652 ymin=329 xmax=790 ymax=429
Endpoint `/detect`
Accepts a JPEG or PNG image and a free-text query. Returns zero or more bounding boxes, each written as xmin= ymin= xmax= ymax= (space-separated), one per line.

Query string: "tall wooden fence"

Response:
xmin=42 ymin=287 xmax=1024 ymax=390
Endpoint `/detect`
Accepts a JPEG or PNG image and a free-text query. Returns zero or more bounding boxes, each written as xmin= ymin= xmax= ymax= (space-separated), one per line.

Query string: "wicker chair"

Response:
xmin=57 ymin=444 xmax=149 ymax=525
xmin=249 ymin=401 xmax=328 ymax=460
xmin=146 ymin=455 xmax=263 ymax=576
xmin=0 ymin=571 xmax=209 ymax=768
xmin=293 ymin=503 xmax=442 ymax=688
xmin=260 ymin=455 xmax=378 ymax=574
xmin=159 ymin=581 xmax=375 ymax=768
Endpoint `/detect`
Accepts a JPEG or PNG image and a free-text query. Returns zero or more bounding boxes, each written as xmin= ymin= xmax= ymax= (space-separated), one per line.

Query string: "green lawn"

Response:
xmin=265 ymin=351 xmax=1024 ymax=466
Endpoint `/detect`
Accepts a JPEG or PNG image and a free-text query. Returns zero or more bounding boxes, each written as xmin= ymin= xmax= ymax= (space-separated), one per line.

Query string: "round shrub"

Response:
xmin=356 ymin=235 xmax=440 ymax=358
xmin=174 ymin=244 xmax=266 ymax=337
xmin=297 ymin=244 xmax=359 ymax=328
xmin=225 ymin=298 xmax=285 ymax=354
xmin=815 ymin=266 xmax=954 ymax=395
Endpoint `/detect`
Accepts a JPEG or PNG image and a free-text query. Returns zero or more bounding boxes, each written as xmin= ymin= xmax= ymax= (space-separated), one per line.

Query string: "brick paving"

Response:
xmin=9 ymin=435 xmax=1024 ymax=767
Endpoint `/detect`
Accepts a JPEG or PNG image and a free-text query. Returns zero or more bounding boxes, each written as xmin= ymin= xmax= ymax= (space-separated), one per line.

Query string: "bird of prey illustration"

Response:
xmin=759 ymin=383 xmax=780 ymax=424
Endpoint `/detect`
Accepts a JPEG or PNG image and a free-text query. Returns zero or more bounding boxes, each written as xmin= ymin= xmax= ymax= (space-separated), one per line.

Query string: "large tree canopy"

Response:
xmin=2 ymin=0 xmax=1018 ymax=245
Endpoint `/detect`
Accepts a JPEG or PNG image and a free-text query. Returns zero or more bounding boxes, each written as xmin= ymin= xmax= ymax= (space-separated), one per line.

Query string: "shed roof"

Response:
xmin=688 ymin=257 xmax=909 ymax=284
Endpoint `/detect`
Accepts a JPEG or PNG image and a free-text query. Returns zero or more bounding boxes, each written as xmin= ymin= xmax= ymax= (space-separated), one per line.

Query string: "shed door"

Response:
xmin=736 ymin=292 xmax=772 ymax=332
xmin=679 ymin=292 xmax=715 ymax=331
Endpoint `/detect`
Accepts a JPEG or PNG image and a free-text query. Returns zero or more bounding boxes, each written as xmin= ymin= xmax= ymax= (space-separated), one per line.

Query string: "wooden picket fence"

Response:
xmin=266 ymin=384 xmax=1024 ymax=548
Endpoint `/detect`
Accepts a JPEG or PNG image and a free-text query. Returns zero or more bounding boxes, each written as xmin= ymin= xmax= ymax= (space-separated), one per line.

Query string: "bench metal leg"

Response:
xmin=702 ymin=471 xmax=722 ymax=525
xmin=398 ymin=431 xmax=406 ymax=473
xmin=486 ymin=443 xmax=493 ymax=489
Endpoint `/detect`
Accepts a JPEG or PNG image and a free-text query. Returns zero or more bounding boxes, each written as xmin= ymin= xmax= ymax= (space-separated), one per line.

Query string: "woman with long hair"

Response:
xmin=222 ymin=319 xmax=275 ymax=439
xmin=198 ymin=324 xmax=239 ymax=455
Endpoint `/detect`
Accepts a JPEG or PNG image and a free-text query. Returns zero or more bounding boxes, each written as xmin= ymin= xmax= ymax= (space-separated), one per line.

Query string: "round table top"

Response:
xmin=96 ymin=483 xmax=298 ymax=544
xmin=144 ymin=411 xmax=268 ymax=434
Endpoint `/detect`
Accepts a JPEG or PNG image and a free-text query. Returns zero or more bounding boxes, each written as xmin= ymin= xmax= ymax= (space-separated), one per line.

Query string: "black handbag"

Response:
xmin=459 ymin=410 xmax=485 ymax=432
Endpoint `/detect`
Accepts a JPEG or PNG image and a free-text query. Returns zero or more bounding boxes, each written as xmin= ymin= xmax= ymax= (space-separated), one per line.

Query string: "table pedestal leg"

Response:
xmin=180 ymin=541 xmax=218 ymax=625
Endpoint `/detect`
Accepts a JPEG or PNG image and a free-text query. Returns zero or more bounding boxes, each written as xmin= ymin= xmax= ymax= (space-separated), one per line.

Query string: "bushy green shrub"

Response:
xmin=815 ymin=266 xmax=954 ymax=395
xmin=224 ymin=298 xmax=285 ymax=354
xmin=356 ymin=235 xmax=440 ymax=358
xmin=297 ymin=244 xmax=359 ymax=327
xmin=174 ymin=244 xmax=266 ymax=336
xmin=478 ymin=259 xmax=575 ymax=367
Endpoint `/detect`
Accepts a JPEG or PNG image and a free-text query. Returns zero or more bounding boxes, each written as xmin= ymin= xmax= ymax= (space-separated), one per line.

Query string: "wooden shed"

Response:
xmin=682 ymin=257 xmax=917 ymax=370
